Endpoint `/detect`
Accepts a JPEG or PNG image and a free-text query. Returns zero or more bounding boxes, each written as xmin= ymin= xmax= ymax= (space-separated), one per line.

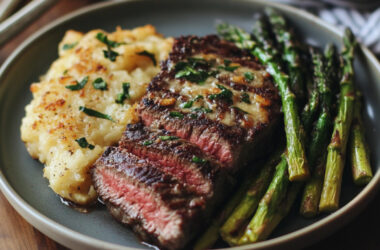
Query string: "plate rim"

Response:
xmin=0 ymin=0 xmax=379 ymax=249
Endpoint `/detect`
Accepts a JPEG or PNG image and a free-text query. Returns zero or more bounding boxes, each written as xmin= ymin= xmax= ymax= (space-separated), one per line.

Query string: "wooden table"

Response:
xmin=0 ymin=1 xmax=379 ymax=249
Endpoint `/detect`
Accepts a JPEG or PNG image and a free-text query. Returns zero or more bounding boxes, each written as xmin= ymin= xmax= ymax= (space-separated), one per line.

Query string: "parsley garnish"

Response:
xmin=75 ymin=137 xmax=95 ymax=150
xmin=92 ymin=78 xmax=107 ymax=90
xmin=96 ymin=32 xmax=122 ymax=62
xmin=192 ymin=156 xmax=207 ymax=164
xmin=79 ymin=106 xmax=114 ymax=122
xmin=169 ymin=111 xmax=184 ymax=119
xmin=192 ymin=107 xmax=212 ymax=113
xmin=218 ymin=59 xmax=239 ymax=72
xmin=232 ymin=106 xmax=248 ymax=114
xmin=174 ymin=58 xmax=214 ymax=84
xmin=115 ymin=82 xmax=130 ymax=104
xmin=96 ymin=33 xmax=124 ymax=48
xmin=180 ymin=100 xmax=193 ymax=109
xmin=136 ymin=50 xmax=157 ymax=66
xmin=143 ymin=140 xmax=153 ymax=146
xmin=244 ymin=72 xmax=254 ymax=81
xmin=241 ymin=93 xmax=251 ymax=104
xmin=159 ymin=136 xmax=179 ymax=141
xmin=62 ymin=42 xmax=78 ymax=50
xmin=208 ymin=84 xmax=233 ymax=103
xmin=65 ymin=76 xmax=88 ymax=91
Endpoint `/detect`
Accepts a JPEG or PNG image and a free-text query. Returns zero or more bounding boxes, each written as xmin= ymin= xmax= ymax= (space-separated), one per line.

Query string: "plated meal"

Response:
xmin=12 ymin=3 xmax=376 ymax=250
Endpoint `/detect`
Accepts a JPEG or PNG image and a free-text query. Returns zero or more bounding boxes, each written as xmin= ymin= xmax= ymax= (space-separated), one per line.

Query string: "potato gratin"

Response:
xmin=21 ymin=25 xmax=173 ymax=205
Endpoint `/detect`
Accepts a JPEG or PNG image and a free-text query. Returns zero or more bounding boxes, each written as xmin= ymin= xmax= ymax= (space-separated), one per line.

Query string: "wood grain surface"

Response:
xmin=0 ymin=1 xmax=379 ymax=249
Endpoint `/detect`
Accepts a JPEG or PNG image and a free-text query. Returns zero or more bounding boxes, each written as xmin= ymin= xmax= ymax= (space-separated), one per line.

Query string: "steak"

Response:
xmin=139 ymin=35 xmax=280 ymax=171
xmin=92 ymin=35 xmax=280 ymax=249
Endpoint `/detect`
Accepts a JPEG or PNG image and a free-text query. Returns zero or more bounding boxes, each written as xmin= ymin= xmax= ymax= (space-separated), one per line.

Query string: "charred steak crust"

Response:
xmin=138 ymin=35 xmax=280 ymax=169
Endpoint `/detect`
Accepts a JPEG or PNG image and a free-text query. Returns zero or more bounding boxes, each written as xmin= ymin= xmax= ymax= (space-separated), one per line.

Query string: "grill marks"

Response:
xmin=91 ymin=35 xmax=280 ymax=249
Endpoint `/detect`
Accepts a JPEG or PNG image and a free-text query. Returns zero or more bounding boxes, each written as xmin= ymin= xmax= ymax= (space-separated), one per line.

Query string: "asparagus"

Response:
xmin=217 ymin=21 xmax=309 ymax=181
xmin=319 ymin=28 xmax=357 ymax=212
xmin=238 ymin=155 xmax=289 ymax=244
xmin=219 ymin=150 xmax=281 ymax=246
xmin=265 ymin=8 xmax=306 ymax=103
xmin=349 ymin=92 xmax=373 ymax=186
xmin=300 ymin=44 xmax=338 ymax=217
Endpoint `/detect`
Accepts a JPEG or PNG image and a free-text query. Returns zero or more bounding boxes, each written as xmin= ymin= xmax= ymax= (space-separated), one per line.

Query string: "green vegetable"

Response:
xmin=96 ymin=32 xmax=124 ymax=48
xmin=244 ymin=72 xmax=254 ymax=81
xmin=180 ymin=100 xmax=193 ymax=109
xmin=241 ymin=93 xmax=251 ymax=104
xmin=136 ymin=50 xmax=157 ymax=66
xmin=208 ymin=84 xmax=233 ymax=103
xmin=192 ymin=156 xmax=207 ymax=164
xmin=75 ymin=137 xmax=95 ymax=149
xmin=159 ymin=135 xmax=179 ymax=141
xmin=192 ymin=107 xmax=212 ymax=113
xmin=65 ymin=76 xmax=88 ymax=91
xmin=115 ymin=82 xmax=130 ymax=104
xmin=62 ymin=42 xmax=78 ymax=50
xmin=169 ymin=111 xmax=184 ymax=119
xmin=174 ymin=58 xmax=214 ymax=84
xmin=92 ymin=77 xmax=107 ymax=90
xmin=143 ymin=140 xmax=153 ymax=146
xmin=79 ymin=106 xmax=114 ymax=122
xmin=103 ymin=49 xmax=119 ymax=62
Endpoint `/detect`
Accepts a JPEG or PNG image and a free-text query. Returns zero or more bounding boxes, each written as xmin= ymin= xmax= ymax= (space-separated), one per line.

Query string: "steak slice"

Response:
xmin=138 ymin=35 xmax=280 ymax=171
xmin=92 ymin=147 xmax=212 ymax=249
xmin=119 ymin=123 xmax=225 ymax=195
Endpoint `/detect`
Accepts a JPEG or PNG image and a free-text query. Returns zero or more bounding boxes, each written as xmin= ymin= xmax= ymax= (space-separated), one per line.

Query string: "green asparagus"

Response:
xmin=217 ymin=21 xmax=309 ymax=181
xmin=349 ymin=92 xmax=373 ymax=186
xmin=319 ymin=28 xmax=357 ymax=212
xmin=219 ymin=150 xmax=281 ymax=246
xmin=265 ymin=8 xmax=306 ymax=103
xmin=300 ymin=44 xmax=338 ymax=217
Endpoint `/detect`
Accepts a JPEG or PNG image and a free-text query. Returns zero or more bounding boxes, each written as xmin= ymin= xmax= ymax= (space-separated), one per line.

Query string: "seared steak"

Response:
xmin=139 ymin=35 xmax=280 ymax=171
xmin=92 ymin=35 xmax=280 ymax=249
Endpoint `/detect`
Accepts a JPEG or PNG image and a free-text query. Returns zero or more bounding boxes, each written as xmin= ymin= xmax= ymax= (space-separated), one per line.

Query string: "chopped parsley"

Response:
xmin=191 ymin=156 xmax=207 ymax=164
xmin=79 ymin=106 xmax=114 ymax=122
xmin=75 ymin=137 xmax=95 ymax=150
xmin=208 ymin=84 xmax=233 ymax=103
xmin=195 ymin=95 xmax=204 ymax=100
xmin=92 ymin=77 xmax=107 ymax=90
xmin=218 ymin=59 xmax=239 ymax=72
xmin=192 ymin=107 xmax=212 ymax=113
xmin=169 ymin=111 xmax=184 ymax=119
xmin=159 ymin=135 xmax=179 ymax=141
xmin=96 ymin=32 xmax=124 ymax=48
xmin=115 ymin=82 xmax=130 ymax=104
xmin=180 ymin=100 xmax=193 ymax=109
xmin=174 ymin=58 xmax=214 ymax=84
xmin=62 ymin=42 xmax=78 ymax=50
xmin=136 ymin=50 xmax=156 ymax=66
xmin=103 ymin=49 xmax=119 ymax=62
xmin=244 ymin=72 xmax=254 ymax=81
xmin=241 ymin=92 xmax=251 ymax=104
xmin=65 ymin=76 xmax=88 ymax=91
xmin=143 ymin=140 xmax=153 ymax=146
xmin=96 ymin=32 xmax=122 ymax=62
xmin=63 ymin=69 xmax=68 ymax=75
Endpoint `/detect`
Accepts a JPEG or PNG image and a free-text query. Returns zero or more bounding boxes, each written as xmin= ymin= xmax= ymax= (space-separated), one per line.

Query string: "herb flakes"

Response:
xmin=208 ymin=84 xmax=233 ymax=103
xmin=62 ymin=42 xmax=78 ymax=50
xmin=92 ymin=78 xmax=107 ymax=90
xmin=65 ymin=76 xmax=88 ymax=91
xmin=115 ymin=82 xmax=130 ymax=104
xmin=143 ymin=140 xmax=153 ymax=146
xmin=244 ymin=72 xmax=254 ymax=81
xmin=75 ymin=137 xmax=95 ymax=150
xmin=241 ymin=92 xmax=251 ymax=104
xmin=169 ymin=111 xmax=184 ymax=119
xmin=79 ymin=106 xmax=114 ymax=122
xmin=136 ymin=50 xmax=157 ymax=66
xmin=192 ymin=156 xmax=208 ymax=164
xmin=159 ymin=135 xmax=179 ymax=141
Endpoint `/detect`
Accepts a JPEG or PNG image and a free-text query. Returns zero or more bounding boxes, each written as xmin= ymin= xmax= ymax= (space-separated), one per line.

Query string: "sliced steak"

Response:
xmin=138 ymin=35 xmax=280 ymax=171
xmin=119 ymin=123 xmax=225 ymax=195
xmin=92 ymin=147 xmax=212 ymax=249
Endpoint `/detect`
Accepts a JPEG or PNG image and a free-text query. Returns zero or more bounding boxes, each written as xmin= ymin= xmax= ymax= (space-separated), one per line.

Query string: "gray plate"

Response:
xmin=0 ymin=0 xmax=379 ymax=249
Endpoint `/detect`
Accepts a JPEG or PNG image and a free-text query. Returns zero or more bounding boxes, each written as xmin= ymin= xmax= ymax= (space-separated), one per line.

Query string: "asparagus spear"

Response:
xmin=319 ymin=28 xmax=357 ymax=212
xmin=265 ymin=8 xmax=306 ymax=103
xmin=300 ymin=44 xmax=338 ymax=217
xmin=238 ymin=155 xmax=289 ymax=244
xmin=349 ymin=92 xmax=373 ymax=186
xmin=219 ymin=150 xmax=281 ymax=246
xmin=217 ymin=21 xmax=309 ymax=181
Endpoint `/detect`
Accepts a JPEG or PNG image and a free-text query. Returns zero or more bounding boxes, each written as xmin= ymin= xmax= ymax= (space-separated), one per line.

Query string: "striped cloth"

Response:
xmin=271 ymin=0 xmax=380 ymax=55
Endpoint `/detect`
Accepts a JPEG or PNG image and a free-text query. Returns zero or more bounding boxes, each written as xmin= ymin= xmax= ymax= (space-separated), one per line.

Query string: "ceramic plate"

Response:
xmin=0 ymin=0 xmax=379 ymax=249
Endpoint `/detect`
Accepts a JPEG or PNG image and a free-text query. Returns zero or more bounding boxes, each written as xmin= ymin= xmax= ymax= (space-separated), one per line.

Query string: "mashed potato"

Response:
xmin=21 ymin=25 xmax=173 ymax=205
